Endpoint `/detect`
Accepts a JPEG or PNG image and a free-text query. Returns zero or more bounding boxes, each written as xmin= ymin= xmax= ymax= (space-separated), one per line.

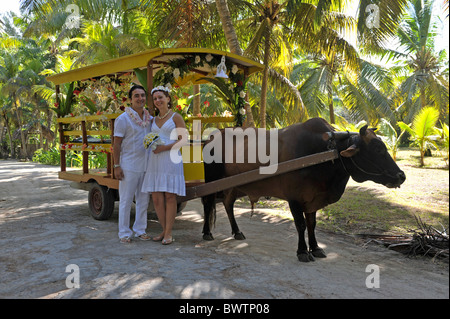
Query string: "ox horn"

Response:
xmin=322 ymin=131 xmax=358 ymax=141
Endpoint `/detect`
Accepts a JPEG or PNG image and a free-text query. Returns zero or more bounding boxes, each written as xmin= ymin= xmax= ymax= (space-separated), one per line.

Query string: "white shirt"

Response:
xmin=114 ymin=109 xmax=152 ymax=172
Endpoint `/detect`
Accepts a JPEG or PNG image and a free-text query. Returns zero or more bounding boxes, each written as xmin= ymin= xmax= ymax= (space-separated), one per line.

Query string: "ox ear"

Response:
xmin=359 ymin=125 xmax=378 ymax=144
xmin=340 ymin=144 xmax=359 ymax=158
xmin=359 ymin=125 xmax=378 ymax=136
xmin=359 ymin=125 xmax=368 ymax=136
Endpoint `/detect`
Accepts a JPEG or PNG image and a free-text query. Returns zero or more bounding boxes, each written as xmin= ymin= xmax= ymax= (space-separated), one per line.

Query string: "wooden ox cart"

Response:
xmin=46 ymin=47 xmax=339 ymax=220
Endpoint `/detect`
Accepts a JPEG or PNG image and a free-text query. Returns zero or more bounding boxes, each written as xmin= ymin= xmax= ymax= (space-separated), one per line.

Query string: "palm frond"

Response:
xmin=412 ymin=106 xmax=440 ymax=137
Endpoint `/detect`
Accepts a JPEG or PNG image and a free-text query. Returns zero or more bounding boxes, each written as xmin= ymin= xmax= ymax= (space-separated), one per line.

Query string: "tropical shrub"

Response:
xmin=377 ymin=118 xmax=406 ymax=161
xmin=33 ymin=147 xmax=107 ymax=169
xmin=398 ymin=107 xmax=440 ymax=166
xmin=437 ymin=121 xmax=449 ymax=166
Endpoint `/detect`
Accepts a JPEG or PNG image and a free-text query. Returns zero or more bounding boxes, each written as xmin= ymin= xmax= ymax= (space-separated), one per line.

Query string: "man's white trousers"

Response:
xmin=118 ymin=169 xmax=149 ymax=238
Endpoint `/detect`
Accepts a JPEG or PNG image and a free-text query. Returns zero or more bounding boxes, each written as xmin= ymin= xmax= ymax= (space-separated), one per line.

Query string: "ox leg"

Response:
xmin=288 ymin=200 xmax=314 ymax=262
xmin=201 ymin=194 xmax=216 ymax=241
xmin=223 ymin=189 xmax=246 ymax=240
xmin=305 ymin=212 xmax=326 ymax=258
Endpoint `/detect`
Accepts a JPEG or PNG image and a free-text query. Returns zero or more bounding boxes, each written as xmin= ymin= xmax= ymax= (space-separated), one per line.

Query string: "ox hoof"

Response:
xmin=297 ymin=252 xmax=315 ymax=262
xmin=234 ymin=232 xmax=246 ymax=240
xmin=203 ymin=233 xmax=214 ymax=241
xmin=311 ymin=248 xmax=327 ymax=258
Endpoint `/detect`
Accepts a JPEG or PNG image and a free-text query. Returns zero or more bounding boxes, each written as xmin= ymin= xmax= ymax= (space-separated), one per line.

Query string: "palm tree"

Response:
xmin=150 ymin=0 xmax=221 ymax=48
xmin=215 ymin=0 xmax=244 ymax=55
xmin=1 ymin=12 xmax=58 ymax=157
xmin=340 ymin=59 xmax=396 ymax=124
xmin=218 ymin=1 xmax=362 ymax=127
xmin=378 ymin=118 xmax=406 ymax=161
xmin=0 ymin=90 xmax=15 ymax=157
xmin=70 ymin=20 xmax=148 ymax=66
xmin=149 ymin=0 xmax=225 ymax=116
xmin=398 ymin=106 xmax=440 ymax=166
xmin=384 ymin=0 xmax=449 ymax=122
xmin=33 ymin=51 xmax=79 ymax=118
xmin=214 ymin=0 xmax=257 ymax=126
xmin=244 ymin=1 xmax=290 ymax=128
xmin=356 ymin=0 xmax=409 ymax=55
xmin=214 ymin=0 xmax=417 ymax=127
xmin=0 ymin=44 xmax=30 ymax=158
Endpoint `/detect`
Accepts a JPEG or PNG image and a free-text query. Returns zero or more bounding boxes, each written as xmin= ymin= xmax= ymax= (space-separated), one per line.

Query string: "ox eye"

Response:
xmin=374 ymin=144 xmax=386 ymax=155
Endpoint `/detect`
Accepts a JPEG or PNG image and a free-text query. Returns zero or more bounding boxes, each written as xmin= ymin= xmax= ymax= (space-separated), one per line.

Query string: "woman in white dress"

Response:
xmin=142 ymin=86 xmax=187 ymax=245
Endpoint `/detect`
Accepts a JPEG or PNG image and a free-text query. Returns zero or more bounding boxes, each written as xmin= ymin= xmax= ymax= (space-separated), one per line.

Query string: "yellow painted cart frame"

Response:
xmin=47 ymin=48 xmax=264 ymax=219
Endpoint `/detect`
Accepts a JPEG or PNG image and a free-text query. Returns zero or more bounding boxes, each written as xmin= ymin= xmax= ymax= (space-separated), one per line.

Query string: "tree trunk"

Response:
xmin=420 ymin=140 xmax=425 ymax=167
xmin=215 ymin=0 xmax=243 ymax=56
xmin=1 ymin=111 xmax=14 ymax=158
xmin=46 ymin=106 xmax=54 ymax=149
xmin=259 ymin=34 xmax=271 ymax=128
xmin=328 ymin=90 xmax=335 ymax=124
xmin=215 ymin=0 xmax=255 ymax=127
xmin=13 ymin=94 xmax=28 ymax=158
xmin=420 ymin=87 xmax=427 ymax=109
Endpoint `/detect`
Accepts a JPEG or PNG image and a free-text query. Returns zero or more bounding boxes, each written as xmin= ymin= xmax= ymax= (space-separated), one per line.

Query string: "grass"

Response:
xmin=236 ymin=148 xmax=449 ymax=236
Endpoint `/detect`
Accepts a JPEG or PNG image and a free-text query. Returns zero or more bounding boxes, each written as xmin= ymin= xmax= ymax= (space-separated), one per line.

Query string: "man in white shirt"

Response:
xmin=113 ymin=85 xmax=152 ymax=243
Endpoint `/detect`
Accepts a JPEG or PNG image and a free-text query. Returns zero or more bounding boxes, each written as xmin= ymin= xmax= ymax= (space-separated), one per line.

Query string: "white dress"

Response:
xmin=142 ymin=113 xmax=186 ymax=196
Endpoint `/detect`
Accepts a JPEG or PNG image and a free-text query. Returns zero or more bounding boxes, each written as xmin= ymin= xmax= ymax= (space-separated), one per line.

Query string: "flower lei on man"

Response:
xmin=153 ymin=53 xmax=249 ymax=127
xmin=125 ymin=106 xmax=151 ymax=127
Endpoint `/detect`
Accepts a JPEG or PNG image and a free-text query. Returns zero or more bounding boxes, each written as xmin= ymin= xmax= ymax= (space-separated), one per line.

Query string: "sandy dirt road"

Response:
xmin=0 ymin=159 xmax=448 ymax=299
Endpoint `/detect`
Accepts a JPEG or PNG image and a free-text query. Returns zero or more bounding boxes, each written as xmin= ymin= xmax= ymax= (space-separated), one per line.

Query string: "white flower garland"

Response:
xmin=125 ymin=107 xmax=151 ymax=127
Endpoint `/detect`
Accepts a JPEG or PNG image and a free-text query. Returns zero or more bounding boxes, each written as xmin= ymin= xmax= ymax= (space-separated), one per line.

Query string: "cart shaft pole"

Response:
xmin=178 ymin=150 xmax=339 ymax=202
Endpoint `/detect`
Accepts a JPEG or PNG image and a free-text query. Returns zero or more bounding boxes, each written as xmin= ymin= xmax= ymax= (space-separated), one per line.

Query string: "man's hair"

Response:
xmin=128 ymin=85 xmax=146 ymax=98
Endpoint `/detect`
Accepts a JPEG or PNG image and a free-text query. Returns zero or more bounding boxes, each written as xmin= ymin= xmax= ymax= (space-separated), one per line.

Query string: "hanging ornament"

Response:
xmin=215 ymin=56 xmax=228 ymax=79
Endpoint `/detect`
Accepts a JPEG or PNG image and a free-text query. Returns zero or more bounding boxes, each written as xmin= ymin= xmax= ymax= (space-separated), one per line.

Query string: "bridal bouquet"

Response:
xmin=143 ymin=132 xmax=165 ymax=150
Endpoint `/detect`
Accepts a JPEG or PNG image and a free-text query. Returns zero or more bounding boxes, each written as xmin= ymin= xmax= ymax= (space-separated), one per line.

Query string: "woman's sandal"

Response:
xmin=152 ymin=235 xmax=164 ymax=242
xmin=162 ymin=237 xmax=175 ymax=245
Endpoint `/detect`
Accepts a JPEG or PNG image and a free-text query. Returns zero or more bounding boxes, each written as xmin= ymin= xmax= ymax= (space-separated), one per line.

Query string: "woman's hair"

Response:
xmin=128 ymin=85 xmax=146 ymax=98
xmin=152 ymin=89 xmax=173 ymax=109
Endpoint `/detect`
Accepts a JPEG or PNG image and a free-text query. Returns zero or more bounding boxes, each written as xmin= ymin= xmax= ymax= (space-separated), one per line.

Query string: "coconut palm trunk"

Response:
xmin=13 ymin=94 xmax=28 ymax=158
xmin=215 ymin=0 xmax=255 ymax=127
xmin=260 ymin=34 xmax=271 ymax=128
xmin=215 ymin=0 xmax=243 ymax=56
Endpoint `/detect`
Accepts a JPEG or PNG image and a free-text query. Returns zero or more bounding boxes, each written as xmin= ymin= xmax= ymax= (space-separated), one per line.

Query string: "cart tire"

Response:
xmin=88 ymin=183 xmax=115 ymax=220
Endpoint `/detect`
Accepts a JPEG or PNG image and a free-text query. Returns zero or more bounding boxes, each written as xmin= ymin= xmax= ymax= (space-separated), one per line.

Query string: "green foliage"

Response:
xmin=437 ymin=121 xmax=449 ymax=166
xmin=332 ymin=117 xmax=367 ymax=132
xmin=153 ymin=53 xmax=248 ymax=126
xmin=398 ymin=106 xmax=440 ymax=166
xmin=377 ymin=118 xmax=407 ymax=161
xmin=32 ymin=147 xmax=61 ymax=166
xmin=1 ymin=0 xmax=448 ymax=160
xmin=32 ymin=147 xmax=107 ymax=169
xmin=49 ymin=81 xmax=76 ymax=117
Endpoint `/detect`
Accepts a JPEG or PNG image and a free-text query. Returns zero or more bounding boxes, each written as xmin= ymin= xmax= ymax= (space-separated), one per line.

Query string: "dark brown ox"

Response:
xmin=201 ymin=117 xmax=406 ymax=262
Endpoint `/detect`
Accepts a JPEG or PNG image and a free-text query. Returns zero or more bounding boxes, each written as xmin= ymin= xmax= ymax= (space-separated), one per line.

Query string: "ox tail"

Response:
xmin=202 ymin=194 xmax=217 ymax=232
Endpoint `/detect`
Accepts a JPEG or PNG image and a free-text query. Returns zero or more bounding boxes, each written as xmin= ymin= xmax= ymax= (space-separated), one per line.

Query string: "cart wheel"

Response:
xmin=88 ymin=183 xmax=115 ymax=220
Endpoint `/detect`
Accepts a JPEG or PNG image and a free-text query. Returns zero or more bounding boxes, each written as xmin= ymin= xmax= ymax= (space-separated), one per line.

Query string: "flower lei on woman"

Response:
xmin=125 ymin=107 xmax=151 ymax=127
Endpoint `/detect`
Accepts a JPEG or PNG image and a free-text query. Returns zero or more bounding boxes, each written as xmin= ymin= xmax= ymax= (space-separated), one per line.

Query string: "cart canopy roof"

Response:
xmin=46 ymin=47 xmax=264 ymax=86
